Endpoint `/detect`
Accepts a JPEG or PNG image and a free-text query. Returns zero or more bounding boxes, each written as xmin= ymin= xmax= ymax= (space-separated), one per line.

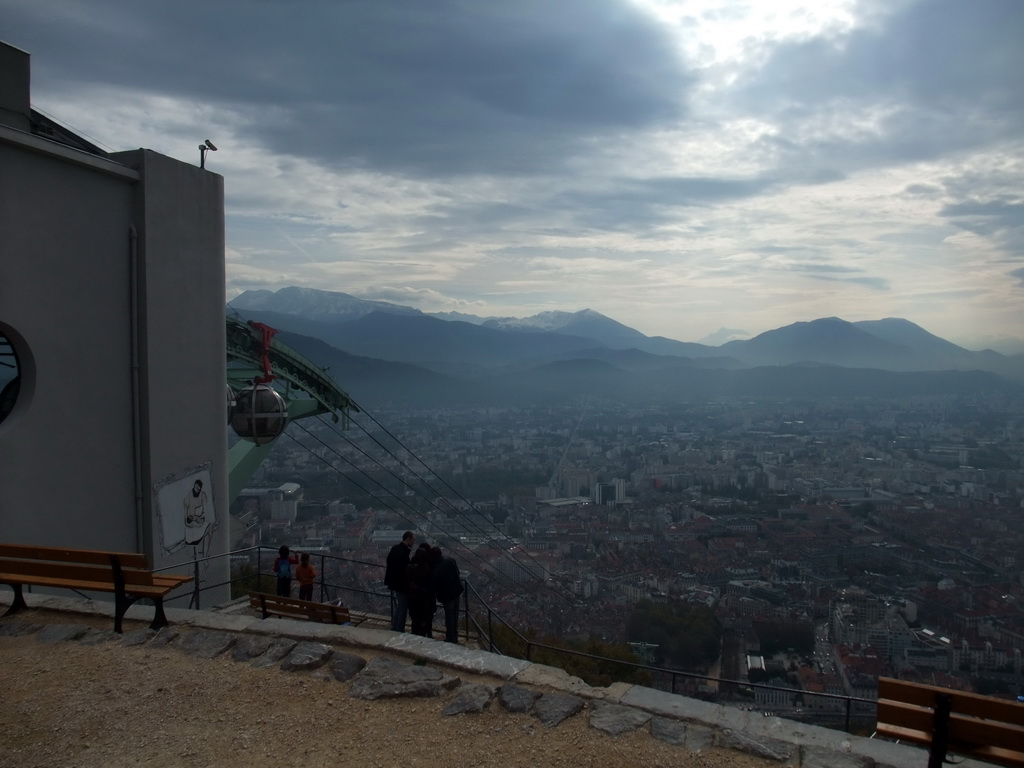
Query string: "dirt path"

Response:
xmin=0 ymin=610 xmax=779 ymax=768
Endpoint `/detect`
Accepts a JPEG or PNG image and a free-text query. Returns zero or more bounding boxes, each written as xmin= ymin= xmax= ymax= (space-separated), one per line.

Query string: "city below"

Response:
xmin=233 ymin=393 xmax=1024 ymax=721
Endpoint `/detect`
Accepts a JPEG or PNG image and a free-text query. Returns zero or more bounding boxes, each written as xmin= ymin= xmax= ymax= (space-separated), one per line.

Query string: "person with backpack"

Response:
xmin=407 ymin=543 xmax=436 ymax=637
xmin=430 ymin=546 xmax=463 ymax=643
xmin=273 ymin=545 xmax=299 ymax=597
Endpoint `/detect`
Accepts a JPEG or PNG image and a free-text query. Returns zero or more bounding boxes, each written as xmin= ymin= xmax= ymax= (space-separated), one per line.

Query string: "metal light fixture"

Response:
xmin=198 ymin=139 xmax=218 ymax=169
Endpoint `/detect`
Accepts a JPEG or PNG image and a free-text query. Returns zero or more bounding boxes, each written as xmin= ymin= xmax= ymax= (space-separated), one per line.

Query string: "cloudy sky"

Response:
xmin=4 ymin=0 xmax=1023 ymax=347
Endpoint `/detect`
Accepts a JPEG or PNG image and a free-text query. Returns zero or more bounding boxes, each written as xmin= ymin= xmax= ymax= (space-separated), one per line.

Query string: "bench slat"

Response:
xmin=880 ymin=703 xmax=1024 ymax=753
xmin=151 ymin=575 xmax=193 ymax=589
xmin=0 ymin=571 xmax=186 ymax=598
xmin=875 ymin=722 xmax=932 ymax=745
xmin=0 ymin=558 xmax=159 ymax=586
xmin=0 ymin=544 xmax=149 ymax=568
xmin=248 ymin=593 xmax=360 ymax=625
xmin=879 ymin=679 xmax=1024 ymax=725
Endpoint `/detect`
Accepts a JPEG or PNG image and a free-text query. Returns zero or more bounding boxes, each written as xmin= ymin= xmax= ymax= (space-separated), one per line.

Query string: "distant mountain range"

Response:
xmin=229 ymin=287 xmax=1024 ymax=407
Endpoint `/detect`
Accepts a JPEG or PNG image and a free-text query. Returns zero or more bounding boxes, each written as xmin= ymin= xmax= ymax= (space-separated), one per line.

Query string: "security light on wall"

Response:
xmin=199 ymin=139 xmax=218 ymax=169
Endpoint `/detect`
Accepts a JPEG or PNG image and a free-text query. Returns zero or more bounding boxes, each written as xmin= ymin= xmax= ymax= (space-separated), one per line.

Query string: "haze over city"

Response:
xmin=4 ymin=0 xmax=1023 ymax=348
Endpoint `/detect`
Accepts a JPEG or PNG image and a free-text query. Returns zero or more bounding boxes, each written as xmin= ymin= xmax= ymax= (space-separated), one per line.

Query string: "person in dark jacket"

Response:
xmin=384 ymin=531 xmax=414 ymax=632
xmin=430 ymin=546 xmax=463 ymax=643
xmin=407 ymin=543 xmax=436 ymax=637
xmin=273 ymin=545 xmax=299 ymax=597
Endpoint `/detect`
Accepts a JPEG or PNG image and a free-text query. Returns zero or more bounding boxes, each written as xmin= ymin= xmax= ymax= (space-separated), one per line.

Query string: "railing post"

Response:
xmin=487 ymin=607 xmax=494 ymax=653
xmin=462 ymin=579 xmax=468 ymax=642
xmin=193 ymin=557 xmax=201 ymax=610
xmin=318 ymin=553 xmax=326 ymax=602
xmin=845 ymin=696 xmax=852 ymax=733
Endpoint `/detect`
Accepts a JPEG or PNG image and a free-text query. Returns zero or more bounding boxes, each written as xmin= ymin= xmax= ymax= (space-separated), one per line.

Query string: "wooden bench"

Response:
xmin=248 ymin=592 xmax=363 ymax=626
xmin=876 ymin=677 xmax=1024 ymax=767
xmin=0 ymin=543 xmax=193 ymax=633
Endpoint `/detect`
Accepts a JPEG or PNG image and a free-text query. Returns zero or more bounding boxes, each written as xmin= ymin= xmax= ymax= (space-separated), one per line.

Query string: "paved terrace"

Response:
xmin=0 ymin=592 xmax=991 ymax=768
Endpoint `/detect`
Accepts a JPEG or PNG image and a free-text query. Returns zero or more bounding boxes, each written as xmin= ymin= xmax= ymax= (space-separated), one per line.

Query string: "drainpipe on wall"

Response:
xmin=129 ymin=225 xmax=145 ymax=553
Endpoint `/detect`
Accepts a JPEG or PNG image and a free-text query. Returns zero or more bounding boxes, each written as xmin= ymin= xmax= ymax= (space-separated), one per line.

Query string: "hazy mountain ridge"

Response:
xmin=232 ymin=286 xmax=422 ymax=323
xmin=278 ymin=330 xmax=1022 ymax=409
xmin=229 ymin=288 xmax=1024 ymax=395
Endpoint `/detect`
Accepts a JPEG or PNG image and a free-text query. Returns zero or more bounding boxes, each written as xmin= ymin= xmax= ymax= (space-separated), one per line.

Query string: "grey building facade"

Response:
xmin=0 ymin=42 xmax=228 ymax=600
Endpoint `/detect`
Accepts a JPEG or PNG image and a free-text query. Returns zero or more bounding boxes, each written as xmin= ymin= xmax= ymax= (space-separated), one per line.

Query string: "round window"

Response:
xmin=0 ymin=329 xmax=21 ymax=425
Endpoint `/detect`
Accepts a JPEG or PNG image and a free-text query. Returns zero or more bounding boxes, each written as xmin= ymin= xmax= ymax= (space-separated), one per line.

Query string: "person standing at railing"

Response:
xmin=430 ymin=546 xmax=463 ymax=644
xmin=273 ymin=545 xmax=299 ymax=597
xmin=407 ymin=543 xmax=436 ymax=638
xmin=296 ymin=552 xmax=316 ymax=601
xmin=384 ymin=531 xmax=415 ymax=632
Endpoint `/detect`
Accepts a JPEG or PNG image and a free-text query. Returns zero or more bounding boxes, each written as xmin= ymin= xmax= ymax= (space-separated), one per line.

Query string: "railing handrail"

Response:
xmin=458 ymin=578 xmax=875 ymax=731
xmin=172 ymin=544 xmax=877 ymax=732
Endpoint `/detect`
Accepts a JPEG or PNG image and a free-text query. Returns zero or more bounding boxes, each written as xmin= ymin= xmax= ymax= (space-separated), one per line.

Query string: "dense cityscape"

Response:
xmin=234 ymin=393 xmax=1024 ymax=721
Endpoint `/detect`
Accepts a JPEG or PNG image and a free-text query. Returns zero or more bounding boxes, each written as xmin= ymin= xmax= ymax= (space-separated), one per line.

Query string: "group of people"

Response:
xmin=272 ymin=545 xmax=317 ymax=600
xmin=384 ymin=531 xmax=464 ymax=643
xmin=272 ymin=536 xmax=464 ymax=644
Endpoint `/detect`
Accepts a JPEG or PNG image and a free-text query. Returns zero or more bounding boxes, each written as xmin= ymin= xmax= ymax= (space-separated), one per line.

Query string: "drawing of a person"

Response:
xmin=183 ymin=479 xmax=213 ymax=558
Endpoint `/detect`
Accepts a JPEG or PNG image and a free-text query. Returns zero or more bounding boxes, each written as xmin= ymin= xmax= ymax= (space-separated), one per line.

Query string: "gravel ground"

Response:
xmin=0 ymin=610 xmax=779 ymax=768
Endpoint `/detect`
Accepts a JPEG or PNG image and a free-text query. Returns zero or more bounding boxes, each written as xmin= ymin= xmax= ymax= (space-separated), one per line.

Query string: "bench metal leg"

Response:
xmin=113 ymin=591 xmax=135 ymax=634
xmin=927 ymin=692 xmax=952 ymax=768
xmin=1 ymin=583 xmax=28 ymax=616
xmin=149 ymin=599 xmax=170 ymax=631
xmin=113 ymin=595 xmax=170 ymax=634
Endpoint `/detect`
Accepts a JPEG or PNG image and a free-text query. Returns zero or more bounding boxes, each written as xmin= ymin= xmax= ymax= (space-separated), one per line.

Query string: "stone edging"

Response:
xmin=1 ymin=593 xmax=987 ymax=768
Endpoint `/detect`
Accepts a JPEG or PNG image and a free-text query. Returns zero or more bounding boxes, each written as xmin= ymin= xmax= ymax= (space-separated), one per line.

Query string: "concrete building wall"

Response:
xmin=0 ymin=43 xmax=227 ymax=598
xmin=0 ymin=135 xmax=140 ymax=551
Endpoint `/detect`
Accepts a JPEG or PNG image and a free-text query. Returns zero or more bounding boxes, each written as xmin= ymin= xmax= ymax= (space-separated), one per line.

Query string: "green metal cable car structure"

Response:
xmin=225 ymin=313 xmax=358 ymax=502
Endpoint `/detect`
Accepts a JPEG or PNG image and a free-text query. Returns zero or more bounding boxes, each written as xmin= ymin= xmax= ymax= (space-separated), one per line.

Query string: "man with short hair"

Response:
xmin=384 ymin=531 xmax=415 ymax=632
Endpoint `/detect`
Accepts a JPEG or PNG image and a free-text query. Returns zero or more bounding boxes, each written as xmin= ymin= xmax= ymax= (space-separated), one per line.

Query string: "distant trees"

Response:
xmin=487 ymin=623 xmax=651 ymax=687
xmin=457 ymin=464 xmax=548 ymax=498
xmin=625 ymin=600 xmax=722 ymax=671
xmin=753 ymin=619 xmax=815 ymax=656
xmin=231 ymin=563 xmax=275 ymax=599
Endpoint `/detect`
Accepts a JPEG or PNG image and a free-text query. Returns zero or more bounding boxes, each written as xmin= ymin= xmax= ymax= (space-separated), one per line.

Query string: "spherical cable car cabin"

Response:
xmin=230 ymin=382 xmax=287 ymax=445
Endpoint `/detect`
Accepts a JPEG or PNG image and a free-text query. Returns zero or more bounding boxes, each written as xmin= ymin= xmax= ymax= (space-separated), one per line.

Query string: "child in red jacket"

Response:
xmin=296 ymin=552 xmax=317 ymax=601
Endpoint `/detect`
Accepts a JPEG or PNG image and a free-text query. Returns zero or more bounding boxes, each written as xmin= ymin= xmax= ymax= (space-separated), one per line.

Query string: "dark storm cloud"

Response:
xmin=939 ymin=198 xmax=1024 ymax=255
xmin=546 ymin=175 xmax=776 ymax=232
xmin=939 ymin=199 xmax=1024 ymax=233
xmin=903 ymin=183 xmax=943 ymax=198
xmin=785 ymin=263 xmax=862 ymax=275
xmin=737 ymin=0 xmax=1024 ymax=171
xmin=5 ymin=0 xmax=690 ymax=177
xmin=768 ymin=260 xmax=888 ymax=290
xmin=808 ymin=274 xmax=890 ymax=290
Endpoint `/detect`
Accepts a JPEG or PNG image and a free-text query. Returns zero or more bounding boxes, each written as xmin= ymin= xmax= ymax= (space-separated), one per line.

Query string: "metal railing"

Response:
xmin=460 ymin=578 xmax=878 ymax=734
xmin=155 ymin=545 xmax=394 ymax=619
xmin=160 ymin=545 xmax=878 ymax=734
